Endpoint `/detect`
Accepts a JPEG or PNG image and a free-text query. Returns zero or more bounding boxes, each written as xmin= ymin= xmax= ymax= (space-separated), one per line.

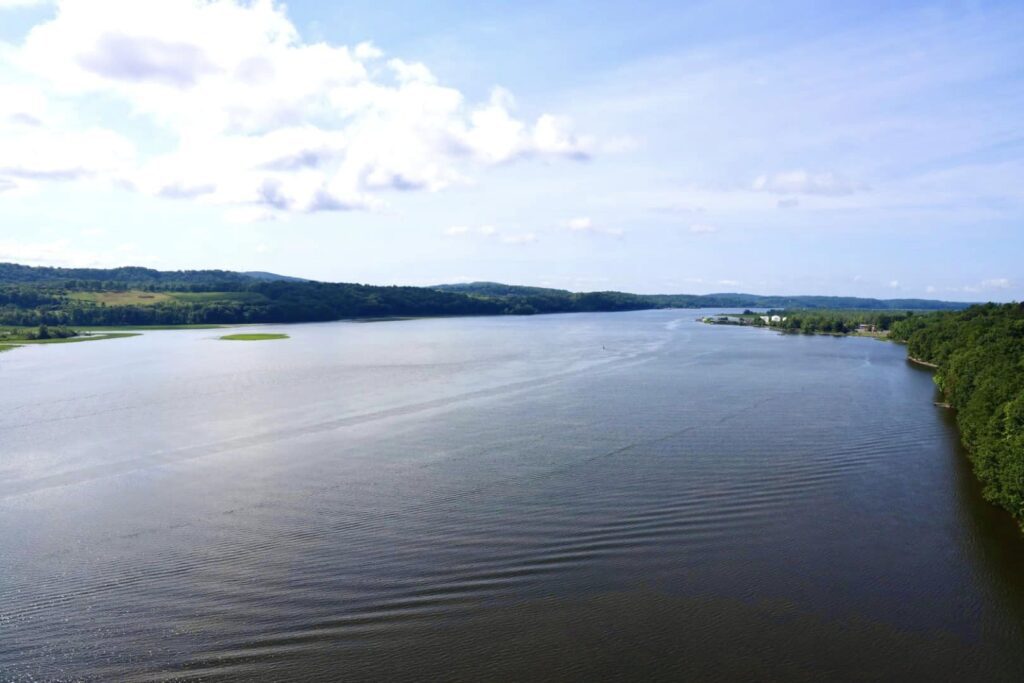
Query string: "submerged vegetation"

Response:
xmin=891 ymin=303 xmax=1024 ymax=525
xmin=220 ymin=333 xmax=289 ymax=341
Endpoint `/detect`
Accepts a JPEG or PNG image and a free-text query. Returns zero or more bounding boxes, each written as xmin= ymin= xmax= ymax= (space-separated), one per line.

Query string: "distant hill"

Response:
xmin=433 ymin=281 xmax=971 ymax=311
xmin=241 ymin=271 xmax=310 ymax=283
xmin=0 ymin=262 xmax=261 ymax=286
xmin=434 ymin=281 xmax=573 ymax=297
xmin=0 ymin=263 xmax=972 ymax=328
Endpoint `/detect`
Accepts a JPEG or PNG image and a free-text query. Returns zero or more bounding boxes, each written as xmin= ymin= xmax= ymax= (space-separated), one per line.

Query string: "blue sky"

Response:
xmin=0 ymin=0 xmax=1021 ymax=300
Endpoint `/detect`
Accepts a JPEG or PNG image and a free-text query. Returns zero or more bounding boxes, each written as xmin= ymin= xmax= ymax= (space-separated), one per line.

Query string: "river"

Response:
xmin=2 ymin=310 xmax=1023 ymax=680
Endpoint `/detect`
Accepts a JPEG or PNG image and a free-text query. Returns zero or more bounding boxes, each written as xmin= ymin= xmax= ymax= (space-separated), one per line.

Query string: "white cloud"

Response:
xmin=925 ymin=285 xmax=937 ymax=293
xmin=2 ymin=0 xmax=591 ymax=217
xmin=564 ymin=216 xmax=622 ymax=237
xmin=566 ymin=216 xmax=592 ymax=231
xmin=688 ymin=223 xmax=718 ymax=233
xmin=956 ymin=277 xmax=1013 ymax=293
xmin=0 ymin=240 xmax=104 ymax=266
xmin=500 ymin=232 xmax=538 ymax=245
xmin=441 ymin=224 xmax=532 ymax=244
xmin=0 ymin=0 xmax=52 ymax=8
xmin=0 ymin=127 xmax=135 ymax=182
xmin=889 ymin=280 xmax=901 ymax=288
xmin=753 ymin=170 xmax=864 ymax=196
xmin=717 ymin=279 xmax=741 ymax=287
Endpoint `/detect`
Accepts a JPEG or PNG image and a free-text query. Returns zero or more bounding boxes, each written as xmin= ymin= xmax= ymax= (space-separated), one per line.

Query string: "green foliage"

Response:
xmin=220 ymin=333 xmax=289 ymax=341
xmin=437 ymin=281 xmax=970 ymax=312
xmin=1 ymin=324 xmax=78 ymax=341
xmin=770 ymin=309 xmax=913 ymax=335
xmin=0 ymin=263 xmax=969 ymax=329
xmin=892 ymin=303 xmax=1024 ymax=524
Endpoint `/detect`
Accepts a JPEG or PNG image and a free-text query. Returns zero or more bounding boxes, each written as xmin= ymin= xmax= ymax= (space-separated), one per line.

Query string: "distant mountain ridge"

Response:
xmin=432 ymin=281 xmax=971 ymax=311
xmin=241 ymin=271 xmax=311 ymax=283
xmin=0 ymin=262 xmax=305 ymax=285
xmin=0 ymin=263 xmax=973 ymax=328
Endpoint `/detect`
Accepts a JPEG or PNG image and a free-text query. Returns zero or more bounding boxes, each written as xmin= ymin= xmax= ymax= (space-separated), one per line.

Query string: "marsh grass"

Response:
xmin=220 ymin=333 xmax=289 ymax=341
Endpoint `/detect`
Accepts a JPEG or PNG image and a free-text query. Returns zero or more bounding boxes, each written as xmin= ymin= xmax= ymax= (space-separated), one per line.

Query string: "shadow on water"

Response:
xmin=936 ymin=392 xmax=1024 ymax=622
xmin=906 ymin=356 xmax=1024 ymax=639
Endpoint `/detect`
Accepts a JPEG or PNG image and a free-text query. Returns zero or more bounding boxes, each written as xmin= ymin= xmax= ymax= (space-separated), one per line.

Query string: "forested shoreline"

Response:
xmin=704 ymin=303 xmax=1023 ymax=526
xmin=889 ymin=303 xmax=1024 ymax=526
xmin=0 ymin=262 xmax=968 ymax=327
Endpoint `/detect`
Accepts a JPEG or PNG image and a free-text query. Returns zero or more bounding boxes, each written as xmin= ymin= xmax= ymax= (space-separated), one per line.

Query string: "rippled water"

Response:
xmin=2 ymin=311 xmax=1023 ymax=681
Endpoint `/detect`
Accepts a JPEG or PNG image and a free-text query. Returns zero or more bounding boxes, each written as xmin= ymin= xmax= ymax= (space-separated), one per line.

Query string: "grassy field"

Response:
xmin=220 ymin=333 xmax=289 ymax=341
xmin=169 ymin=291 xmax=269 ymax=304
xmin=68 ymin=290 xmax=174 ymax=305
xmin=66 ymin=290 xmax=269 ymax=306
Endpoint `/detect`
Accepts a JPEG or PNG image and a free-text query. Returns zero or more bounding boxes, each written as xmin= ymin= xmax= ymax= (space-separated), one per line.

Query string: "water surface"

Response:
xmin=2 ymin=311 xmax=1023 ymax=681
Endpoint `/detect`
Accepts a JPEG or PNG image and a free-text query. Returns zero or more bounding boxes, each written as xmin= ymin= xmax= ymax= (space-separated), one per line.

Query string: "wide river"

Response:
xmin=2 ymin=311 xmax=1023 ymax=681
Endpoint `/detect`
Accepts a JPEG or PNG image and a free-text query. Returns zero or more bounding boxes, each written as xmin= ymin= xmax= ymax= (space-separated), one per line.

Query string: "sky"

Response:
xmin=0 ymin=0 xmax=1021 ymax=300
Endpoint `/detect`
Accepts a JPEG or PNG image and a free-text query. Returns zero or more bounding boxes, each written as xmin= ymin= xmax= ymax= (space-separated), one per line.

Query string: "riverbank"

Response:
xmin=709 ymin=304 xmax=1024 ymax=529
xmin=0 ymin=332 xmax=141 ymax=352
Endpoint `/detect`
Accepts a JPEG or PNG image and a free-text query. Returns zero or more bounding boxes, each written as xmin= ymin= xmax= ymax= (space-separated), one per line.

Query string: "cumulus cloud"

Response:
xmin=753 ymin=170 xmax=864 ymax=196
xmin=0 ymin=239 xmax=149 ymax=267
xmin=956 ymin=278 xmax=1013 ymax=293
xmin=2 ymin=0 xmax=591 ymax=217
xmin=564 ymin=216 xmax=622 ymax=237
xmin=442 ymin=224 xmax=535 ymax=245
xmin=0 ymin=0 xmax=52 ymax=8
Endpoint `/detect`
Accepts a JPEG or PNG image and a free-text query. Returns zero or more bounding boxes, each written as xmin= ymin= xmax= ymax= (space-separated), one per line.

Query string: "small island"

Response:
xmin=220 ymin=333 xmax=289 ymax=341
xmin=0 ymin=325 xmax=138 ymax=351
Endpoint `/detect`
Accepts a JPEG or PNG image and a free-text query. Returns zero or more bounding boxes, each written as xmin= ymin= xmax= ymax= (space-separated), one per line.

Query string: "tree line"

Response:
xmin=890 ymin=303 xmax=1024 ymax=525
xmin=766 ymin=309 xmax=914 ymax=334
xmin=0 ymin=263 xmax=971 ymax=328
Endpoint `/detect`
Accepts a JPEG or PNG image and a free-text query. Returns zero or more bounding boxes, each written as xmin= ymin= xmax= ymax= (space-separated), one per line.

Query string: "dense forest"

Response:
xmin=436 ymin=281 xmax=969 ymax=312
xmin=889 ymin=303 xmax=1024 ymax=525
xmin=0 ymin=263 xmax=969 ymax=327
xmin=767 ymin=309 xmax=914 ymax=334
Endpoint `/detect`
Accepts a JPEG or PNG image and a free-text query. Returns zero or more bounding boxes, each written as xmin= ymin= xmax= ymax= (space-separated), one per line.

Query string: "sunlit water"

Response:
xmin=2 ymin=311 xmax=1023 ymax=681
